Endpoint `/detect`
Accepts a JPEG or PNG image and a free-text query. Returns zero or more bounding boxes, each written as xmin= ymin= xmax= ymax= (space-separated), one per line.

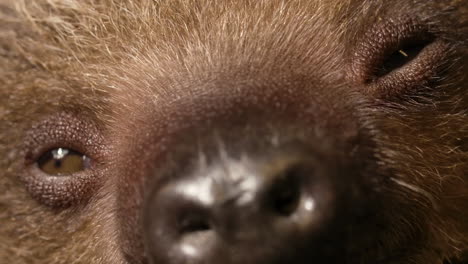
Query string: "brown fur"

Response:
xmin=0 ymin=0 xmax=467 ymax=263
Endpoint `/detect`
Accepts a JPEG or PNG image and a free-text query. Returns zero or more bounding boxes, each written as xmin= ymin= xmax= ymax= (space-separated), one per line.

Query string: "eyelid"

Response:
xmin=24 ymin=112 xmax=105 ymax=166
xmin=349 ymin=17 xmax=453 ymax=98
xmin=21 ymin=112 xmax=107 ymax=208
xmin=350 ymin=17 xmax=425 ymax=81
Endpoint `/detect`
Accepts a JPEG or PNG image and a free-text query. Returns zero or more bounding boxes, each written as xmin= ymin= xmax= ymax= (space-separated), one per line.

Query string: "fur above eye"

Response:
xmin=37 ymin=148 xmax=92 ymax=176
xmin=351 ymin=17 xmax=453 ymax=98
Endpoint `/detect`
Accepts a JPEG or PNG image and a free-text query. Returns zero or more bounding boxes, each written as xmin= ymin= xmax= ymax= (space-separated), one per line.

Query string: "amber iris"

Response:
xmin=37 ymin=148 xmax=90 ymax=176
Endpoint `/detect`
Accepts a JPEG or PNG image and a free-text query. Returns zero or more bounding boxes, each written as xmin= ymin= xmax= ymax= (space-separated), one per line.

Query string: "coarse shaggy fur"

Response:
xmin=0 ymin=0 xmax=467 ymax=264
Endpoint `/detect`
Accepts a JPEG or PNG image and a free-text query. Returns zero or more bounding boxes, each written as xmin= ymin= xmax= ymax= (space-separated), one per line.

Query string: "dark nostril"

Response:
xmin=269 ymin=167 xmax=302 ymax=216
xmin=178 ymin=213 xmax=211 ymax=234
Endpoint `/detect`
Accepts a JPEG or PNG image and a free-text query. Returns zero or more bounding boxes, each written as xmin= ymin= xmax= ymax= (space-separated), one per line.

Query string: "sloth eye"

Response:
xmin=351 ymin=17 xmax=452 ymax=98
xmin=375 ymin=36 xmax=434 ymax=78
xmin=22 ymin=113 xmax=105 ymax=208
xmin=37 ymin=148 xmax=91 ymax=176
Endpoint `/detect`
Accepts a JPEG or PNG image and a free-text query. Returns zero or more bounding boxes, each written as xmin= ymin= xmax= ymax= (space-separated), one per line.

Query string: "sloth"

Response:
xmin=0 ymin=0 xmax=467 ymax=264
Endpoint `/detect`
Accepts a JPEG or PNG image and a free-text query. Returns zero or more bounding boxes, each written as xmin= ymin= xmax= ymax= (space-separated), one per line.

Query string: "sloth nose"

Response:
xmin=144 ymin=146 xmax=345 ymax=264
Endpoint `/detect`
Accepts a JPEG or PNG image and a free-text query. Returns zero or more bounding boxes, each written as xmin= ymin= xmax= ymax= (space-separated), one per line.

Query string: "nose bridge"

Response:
xmin=173 ymin=140 xmax=330 ymax=205
xmin=182 ymin=158 xmax=269 ymax=241
xmin=207 ymin=154 xmax=264 ymax=210
xmin=167 ymin=151 xmax=263 ymax=207
xmin=144 ymin=70 xmax=357 ymax=141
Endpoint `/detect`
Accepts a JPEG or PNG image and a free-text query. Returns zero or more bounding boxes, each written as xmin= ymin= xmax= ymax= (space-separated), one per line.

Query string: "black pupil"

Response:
xmin=54 ymin=159 xmax=63 ymax=168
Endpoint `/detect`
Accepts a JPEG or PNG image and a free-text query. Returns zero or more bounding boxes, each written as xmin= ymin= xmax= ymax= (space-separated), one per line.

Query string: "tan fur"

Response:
xmin=0 ymin=0 xmax=467 ymax=263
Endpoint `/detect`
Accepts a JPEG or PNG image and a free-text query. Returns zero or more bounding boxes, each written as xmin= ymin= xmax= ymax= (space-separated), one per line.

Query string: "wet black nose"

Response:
xmin=143 ymin=147 xmax=345 ymax=264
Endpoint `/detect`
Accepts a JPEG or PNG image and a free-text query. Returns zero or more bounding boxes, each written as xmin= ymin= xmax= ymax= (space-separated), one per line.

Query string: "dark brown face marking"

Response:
xmin=1 ymin=1 xmax=467 ymax=264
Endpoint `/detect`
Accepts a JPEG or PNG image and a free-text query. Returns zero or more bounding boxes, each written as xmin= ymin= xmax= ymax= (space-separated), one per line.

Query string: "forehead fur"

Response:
xmin=1 ymin=0 xmax=466 ymax=116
